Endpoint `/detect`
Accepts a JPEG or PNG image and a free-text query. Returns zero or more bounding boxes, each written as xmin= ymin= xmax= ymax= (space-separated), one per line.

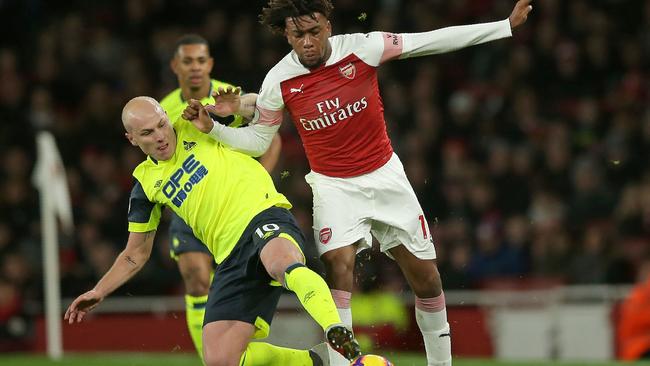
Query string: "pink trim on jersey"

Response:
xmin=256 ymin=106 xmax=283 ymax=126
xmin=380 ymin=33 xmax=403 ymax=64
xmin=331 ymin=289 xmax=351 ymax=308
xmin=415 ymin=293 xmax=446 ymax=313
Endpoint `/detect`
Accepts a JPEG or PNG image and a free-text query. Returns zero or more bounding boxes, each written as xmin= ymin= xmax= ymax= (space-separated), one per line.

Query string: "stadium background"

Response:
xmin=0 ymin=0 xmax=649 ymax=363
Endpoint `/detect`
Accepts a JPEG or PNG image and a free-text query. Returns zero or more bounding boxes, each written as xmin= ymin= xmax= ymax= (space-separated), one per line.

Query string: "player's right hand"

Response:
xmin=509 ymin=0 xmax=532 ymax=29
xmin=183 ymin=99 xmax=214 ymax=133
xmin=64 ymin=289 xmax=104 ymax=324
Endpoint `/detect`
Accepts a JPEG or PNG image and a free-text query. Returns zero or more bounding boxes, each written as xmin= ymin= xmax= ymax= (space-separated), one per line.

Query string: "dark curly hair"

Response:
xmin=259 ymin=0 xmax=334 ymax=35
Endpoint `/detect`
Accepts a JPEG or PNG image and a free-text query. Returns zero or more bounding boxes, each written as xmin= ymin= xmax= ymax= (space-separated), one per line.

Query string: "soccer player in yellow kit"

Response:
xmin=160 ymin=34 xmax=282 ymax=361
xmin=64 ymin=96 xmax=361 ymax=366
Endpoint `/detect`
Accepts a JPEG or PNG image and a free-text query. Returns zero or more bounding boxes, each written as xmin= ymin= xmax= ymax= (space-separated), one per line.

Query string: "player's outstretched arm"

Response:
xmin=183 ymin=98 xmax=278 ymax=157
xmin=237 ymin=93 xmax=259 ymax=122
xmin=258 ymin=134 xmax=282 ymax=173
xmin=386 ymin=0 xmax=532 ymax=61
xmin=64 ymin=231 xmax=156 ymax=324
xmin=64 ymin=289 xmax=104 ymax=324
xmin=509 ymin=0 xmax=533 ymax=29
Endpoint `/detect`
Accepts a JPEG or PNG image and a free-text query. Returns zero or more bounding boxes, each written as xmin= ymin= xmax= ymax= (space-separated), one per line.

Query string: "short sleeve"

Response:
xmin=127 ymin=179 xmax=162 ymax=232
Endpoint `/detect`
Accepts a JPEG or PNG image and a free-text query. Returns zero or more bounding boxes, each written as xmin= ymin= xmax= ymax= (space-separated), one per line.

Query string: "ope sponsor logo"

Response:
xmin=162 ymin=154 xmax=209 ymax=207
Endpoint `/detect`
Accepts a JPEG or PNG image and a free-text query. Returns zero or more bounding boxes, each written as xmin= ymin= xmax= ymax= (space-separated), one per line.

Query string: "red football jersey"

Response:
xmin=256 ymin=32 xmax=404 ymax=177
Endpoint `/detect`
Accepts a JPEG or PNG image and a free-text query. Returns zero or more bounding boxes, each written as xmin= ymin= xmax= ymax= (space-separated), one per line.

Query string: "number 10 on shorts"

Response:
xmin=256 ymin=223 xmax=280 ymax=239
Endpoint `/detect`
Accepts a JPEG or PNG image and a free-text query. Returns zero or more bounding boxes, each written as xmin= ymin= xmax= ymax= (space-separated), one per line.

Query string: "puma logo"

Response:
xmin=290 ymin=84 xmax=304 ymax=93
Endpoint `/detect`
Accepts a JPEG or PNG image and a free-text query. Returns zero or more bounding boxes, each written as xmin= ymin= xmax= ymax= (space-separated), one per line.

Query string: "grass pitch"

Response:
xmin=1 ymin=353 xmax=650 ymax=365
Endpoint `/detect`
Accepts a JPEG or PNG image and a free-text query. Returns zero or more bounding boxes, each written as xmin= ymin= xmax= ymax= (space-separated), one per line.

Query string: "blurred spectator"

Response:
xmin=438 ymin=242 xmax=472 ymax=290
xmin=568 ymin=156 xmax=615 ymax=229
xmin=568 ymin=222 xmax=611 ymax=284
xmin=0 ymin=277 xmax=31 ymax=352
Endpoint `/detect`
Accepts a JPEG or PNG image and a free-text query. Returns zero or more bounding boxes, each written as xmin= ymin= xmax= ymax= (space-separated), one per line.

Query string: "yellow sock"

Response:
xmin=185 ymin=294 xmax=208 ymax=363
xmin=284 ymin=264 xmax=342 ymax=331
xmin=239 ymin=342 xmax=312 ymax=366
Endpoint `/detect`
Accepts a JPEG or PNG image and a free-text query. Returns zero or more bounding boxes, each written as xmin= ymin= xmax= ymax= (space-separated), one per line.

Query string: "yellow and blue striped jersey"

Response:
xmin=127 ymin=117 xmax=291 ymax=264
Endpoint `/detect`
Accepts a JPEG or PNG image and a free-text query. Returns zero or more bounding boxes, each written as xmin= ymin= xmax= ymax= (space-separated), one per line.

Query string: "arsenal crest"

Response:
xmin=339 ymin=63 xmax=356 ymax=80
xmin=319 ymin=227 xmax=332 ymax=244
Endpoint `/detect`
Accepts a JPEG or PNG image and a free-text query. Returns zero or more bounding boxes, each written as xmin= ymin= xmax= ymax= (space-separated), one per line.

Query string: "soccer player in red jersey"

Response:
xmin=185 ymin=1 xmax=532 ymax=364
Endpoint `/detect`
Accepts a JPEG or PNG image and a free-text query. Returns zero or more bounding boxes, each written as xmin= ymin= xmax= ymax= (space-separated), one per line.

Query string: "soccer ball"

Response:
xmin=350 ymin=354 xmax=393 ymax=366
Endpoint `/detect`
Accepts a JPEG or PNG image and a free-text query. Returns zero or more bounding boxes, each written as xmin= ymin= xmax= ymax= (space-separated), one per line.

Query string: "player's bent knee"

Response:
xmin=325 ymin=259 xmax=352 ymax=278
xmin=203 ymin=349 xmax=244 ymax=366
xmin=178 ymin=253 xmax=213 ymax=295
xmin=410 ymin=272 xmax=443 ymax=297
xmin=203 ymin=321 xmax=254 ymax=366
xmin=323 ymin=254 xmax=354 ymax=277
xmin=179 ymin=266 xmax=211 ymax=295
xmin=260 ymin=237 xmax=305 ymax=281
xmin=322 ymin=246 xmax=356 ymax=274
xmin=204 ymin=351 xmax=242 ymax=366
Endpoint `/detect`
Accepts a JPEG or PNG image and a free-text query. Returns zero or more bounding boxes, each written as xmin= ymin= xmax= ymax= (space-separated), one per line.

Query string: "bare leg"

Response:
xmin=389 ymin=244 xmax=450 ymax=366
xmin=388 ymin=245 xmax=442 ymax=298
xmin=202 ymin=320 xmax=254 ymax=366
xmin=177 ymin=251 xmax=213 ymax=361
xmin=321 ymin=243 xmax=358 ymax=292
xmin=177 ymin=252 xmax=213 ymax=296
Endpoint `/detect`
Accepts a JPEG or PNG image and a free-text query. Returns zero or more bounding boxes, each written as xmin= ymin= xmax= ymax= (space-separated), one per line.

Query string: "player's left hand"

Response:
xmin=64 ymin=289 xmax=104 ymax=324
xmin=509 ymin=0 xmax=532 ymax=29
xmin=206 ymin=86 xmax=242 ymax=117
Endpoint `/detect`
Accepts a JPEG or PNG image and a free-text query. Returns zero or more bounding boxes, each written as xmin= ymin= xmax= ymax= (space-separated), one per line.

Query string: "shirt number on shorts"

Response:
xmin=255 ymin=223 xmax=280 ymax=238
xmin=418 ymin=215 xmax=428 ymax=239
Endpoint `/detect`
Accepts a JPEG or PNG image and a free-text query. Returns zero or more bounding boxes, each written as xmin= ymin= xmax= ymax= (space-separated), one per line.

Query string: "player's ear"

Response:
xmin=170 ymin=57 xmax=179 ymax=75
xmin=327 ymin=21 xmax=332 ymax=36
xmin=207 ymin=56 xmax=214 ymax=73
xmin=125 ymin=132 xmax=137 ymax=146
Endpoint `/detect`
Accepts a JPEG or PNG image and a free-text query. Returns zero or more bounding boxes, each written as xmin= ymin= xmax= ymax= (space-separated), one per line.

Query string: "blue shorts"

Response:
xmin=203 ymin=206 xmax=306 ymax=339
xmin=168 ymin=212 xmax=212 ymax=259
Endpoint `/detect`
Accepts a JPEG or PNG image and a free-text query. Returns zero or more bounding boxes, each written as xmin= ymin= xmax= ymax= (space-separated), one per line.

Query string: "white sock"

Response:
xmin=328 ymin=290 xmax=353 ymax=366
xmin=337 ymin=307 xmax=352 ymax=329
xmin=415 ymin=294 xmax=452 ymax=366
xmin=331 ymin=289 xmax=353 ymax=329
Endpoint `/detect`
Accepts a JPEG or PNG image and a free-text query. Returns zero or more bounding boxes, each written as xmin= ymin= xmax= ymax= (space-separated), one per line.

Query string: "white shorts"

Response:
xmin=305 ymin=153 xmax=436 ymax=260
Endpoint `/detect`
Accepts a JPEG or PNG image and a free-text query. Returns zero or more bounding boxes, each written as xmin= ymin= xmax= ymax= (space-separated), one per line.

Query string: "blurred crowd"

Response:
xmin=0 ymin=0 xmax=649 ymax=349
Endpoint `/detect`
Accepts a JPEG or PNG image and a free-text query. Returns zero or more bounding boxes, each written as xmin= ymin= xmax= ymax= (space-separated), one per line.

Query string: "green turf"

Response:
xmin=1 ymin=353 xmax=649 ymax=365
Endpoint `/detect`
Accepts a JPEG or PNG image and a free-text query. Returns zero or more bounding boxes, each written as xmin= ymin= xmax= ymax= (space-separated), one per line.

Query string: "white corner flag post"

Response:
xmin=33 ymin=131 xmax=74 ymax=361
